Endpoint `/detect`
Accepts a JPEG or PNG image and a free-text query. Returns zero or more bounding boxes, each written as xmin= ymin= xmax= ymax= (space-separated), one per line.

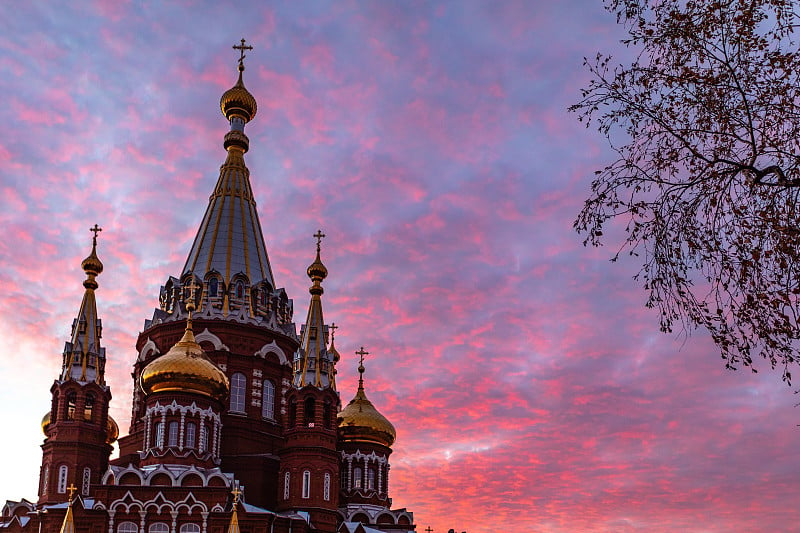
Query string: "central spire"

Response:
xmin=182 ymin=39 xmax=275 ymax=295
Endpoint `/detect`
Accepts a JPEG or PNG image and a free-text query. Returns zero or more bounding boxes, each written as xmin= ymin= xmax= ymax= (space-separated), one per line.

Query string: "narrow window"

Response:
xmin=117 ymin=522 xmax=138 ymax=533
xmin=302 ymin=471 xmax=311 ymax=499
xmin=304 ymin=397 xmax=315 ymax=426
xmin=368 ymin=468 xmax=375 ymax=490
xmin=289 ymin=398 xmax=297 ymax=427
xmin=154 ymin=421 xmax=164 ymax=449
xmin=236 ymin=282 xmax=244 ymax=299
xmin=57 ymin=465 xmax=68 ymax=494
xmin=324 ymin=473 xmax=331 ymax=501
xmin=353 ymin=467 xmax=362 ymax=489
xmin=82 ymin=467 xmax=91 ymax=495
xmin=230 ymin=372 xmax=246 ymax=412
xmin=200 ymin=423 xmax=209 ymax=452
xmin=42 ymin=465 xmax=49 ymax=496
xmin=185 ymin=422 xmax=196 ymax=449
xmin=284 ymin=472 xmax=290 ymax=500
xmin=66 ymin=392 xmax=77 ymax=420
xmin=167 ymin=421 xmax=179 ymax=446
xmin=262 ymin=380 xmax=275 ymax=419
xmin=323 ymin=400 xmax=332 ymax=429
xmin=209 ymin=277 xmax=218 ymax=298
xmin=84 ymin=393 xmax=95 ymax=421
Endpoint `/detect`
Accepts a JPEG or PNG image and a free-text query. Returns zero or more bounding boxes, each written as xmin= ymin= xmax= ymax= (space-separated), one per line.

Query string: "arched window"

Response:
xmin=117 ymin=522 xmax=138 ymax=533
xmin=167 ymin=421 xmax=179 ymax=446
xmin=185 ymin=422 xmax=196 ymax=449
xmin=57 ymin=465 xmax=68 ymax=493
xmin=179 ymin=525 xmax=200 ymax=533
xmin=302 ymin=471 xmax=311 ymax=499
xmin=66 ymin=392 xmax=77 ymax=420
xmin=289 ymin=398 xmax=297 ymax=427
xmin=284 ymin=472 xmax=290 ymax=500
xmin=304 ymin=397 xmax=315 ymax=426
xmin=323 ymin=400 xmax=332 ymax=429
xmin=154 ymin=421 xmax=164 ymax=448
xmin=324 ymin=473 xmax=331 ymax=501
xmin=209 ymin=277 xmax=218 ymax=298
xmin=200 ymin=423 xmax=209 ymax=452
xmin=82 ymin=467 xmax=91 ymax=495
xmin=230 ymin=372 xmax=246 ymax=412
xmin=41 ymin=465 xmax=49 ymax=496
xmin=261 ymin=380 xmax=275 ymax=419
xmin=368 ymin=468 xmax=375 ymax=490
xmin=149 ymin=523 xmax=169 ymax=533
xmin=353 ymin=467 xmax=362 ymax=489
xmin=236 ymin=282 xmax=244 ymax=299
xmin=84 ymin=394 xmax=95 ymax=421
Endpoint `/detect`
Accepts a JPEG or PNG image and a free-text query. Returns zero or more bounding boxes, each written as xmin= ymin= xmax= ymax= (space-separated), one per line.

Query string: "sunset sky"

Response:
xmin=2 ymin=2 xmax=800 ymax=532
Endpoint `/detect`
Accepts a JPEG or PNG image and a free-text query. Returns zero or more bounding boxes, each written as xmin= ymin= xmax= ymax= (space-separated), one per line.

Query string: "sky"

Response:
xmin=1 ymin=1 xmax=799 ymax=532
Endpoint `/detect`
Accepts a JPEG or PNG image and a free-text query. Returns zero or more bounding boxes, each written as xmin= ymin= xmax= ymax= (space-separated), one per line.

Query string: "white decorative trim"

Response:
xmin=254 ymin=341 xmax=289 ymax=366
xmin=194 ymin=329 xmax=229 ymax=352
xmin=138 ymin=338 xmax=161 ymax=362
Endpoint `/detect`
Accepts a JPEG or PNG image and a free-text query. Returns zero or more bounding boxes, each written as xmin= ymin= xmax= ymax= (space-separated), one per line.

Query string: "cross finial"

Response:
xmin=330 ymin=322 xmax=338 ymax=342
xmin=425 ymin=528 xmax=434 ymax=533
xmin=356 ymin=346 xmax=369 ymax=367
xmin=233 ymin=38 xmax=253 ymax=69
xmin=231 ymin=485 xmax=242 ymax=503
xmin=185 ymin=278 xmax=201 ymax=319
xmin=67 ymin=483 xmax=77 ymax=502
xmin=314 ymin=229 xmax=326 ymax=253
xmin=89 ymin=224 xmax=102 ymax=247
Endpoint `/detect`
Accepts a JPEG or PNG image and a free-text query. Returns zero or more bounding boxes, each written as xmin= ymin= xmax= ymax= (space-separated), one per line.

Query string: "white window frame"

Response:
xmin=302 ymin=470 xmax=311 ymax=499
xmin=82 ymin=466 xmax=91 ymax=495
xmin=118 ymin=522 xmax=138 ymax=533
xmin=185 ymin=422 xmax=196 ymax=449
xmin=284 ymin=472 xmax=290 ymax=500
xmin=179 ymin=525 xmax=200 ymax=533
xmin=57 ymin=465 xmax=68 ymax=494
xmin=323 ymin=473 xmax=331 ymax=501
xmin=261 ymin=380 xmax=275 ymax=419
xmin=149 ymin=523 xmax=169 ymax=533
xmin=230 ymin=372 xmax=247 ymax=413
xmin=167 ymin=421 xmax=179 ymax=447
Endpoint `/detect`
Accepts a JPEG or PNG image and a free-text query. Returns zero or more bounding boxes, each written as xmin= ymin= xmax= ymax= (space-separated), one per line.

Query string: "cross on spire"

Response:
xmin=356 ymin=346 xmax=369 ymax=367
xmin=233 ymin=38 xmax=253 ymax=68
xmin=314 ymin=229 xmax=326 ymax=253
xmin=66 ymin=483 xmax=77 ymax=502
xmin=231 ymin=485 xmax=242 ymax=503
xmin=330 ymin=322 xmax=338 ymax=342
xmin=89 ymin=224 xmax=102 ymax=246
xmin=425 ymin=528 xmax=434 ymax=533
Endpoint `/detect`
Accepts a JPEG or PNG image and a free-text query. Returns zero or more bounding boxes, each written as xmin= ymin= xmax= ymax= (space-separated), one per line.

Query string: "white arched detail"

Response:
xmin=194 ymin=329 xmax=229 ymax=352
xmin=138 ymin=338 xmax=161 ymax=362
xmin=254 ymin=341 xmax=289 ymax=365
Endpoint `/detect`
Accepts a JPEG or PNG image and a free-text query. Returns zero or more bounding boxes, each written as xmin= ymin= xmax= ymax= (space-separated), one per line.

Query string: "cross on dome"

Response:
xmin=233 ymin=38 xmax=253 ymax=69
xmin=89 ymin=224 xmax=102 ymax=246
xmin=314 ymin=229 xmax=326 ymax=252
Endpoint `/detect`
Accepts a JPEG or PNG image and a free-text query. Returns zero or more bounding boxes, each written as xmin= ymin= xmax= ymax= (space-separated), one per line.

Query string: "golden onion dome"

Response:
xmin=307 ymin=251 xmax=328 ymax=281
xmin=139 ymin=326 xmax=229 ymax=401
xmin=338 ymin=387 xmax=396 ymax=448
xmin=81 ymin=246 xmax=103 ymax=277
xmin=41 ymin=411 xmax=119 ymax=444
xmin=220 ymin=65 xmax=257 ymax=123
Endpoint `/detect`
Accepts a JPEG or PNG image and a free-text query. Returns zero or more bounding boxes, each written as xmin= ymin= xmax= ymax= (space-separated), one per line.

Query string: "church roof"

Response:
xmin=181 ymin=52 xmax=274 ymax=289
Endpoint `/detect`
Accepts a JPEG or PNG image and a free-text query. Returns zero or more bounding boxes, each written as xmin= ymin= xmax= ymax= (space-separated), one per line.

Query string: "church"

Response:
xmin=0 ymin=42 xmax=416 ymax=533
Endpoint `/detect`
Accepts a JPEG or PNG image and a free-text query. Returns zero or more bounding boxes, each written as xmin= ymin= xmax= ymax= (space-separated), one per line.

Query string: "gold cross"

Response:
xmin=67 ymin=483 xmax=77 ymax=501
xmin=185 ymin=278 xmax=201 ymax=315
xmin=89 ymin=224 xmax=102 ymax=246
xmin=330 ymin=322 xmax=338 ymax=342
xmin=314 ymin=229 xmax=326 ymax=252
xmin=231 ymin=486 xmax=242 ymax=503
xmin=355 ymin=346 xmax=369 ymax=367
xmin=233 ymin=38 xmax=253 ymax=66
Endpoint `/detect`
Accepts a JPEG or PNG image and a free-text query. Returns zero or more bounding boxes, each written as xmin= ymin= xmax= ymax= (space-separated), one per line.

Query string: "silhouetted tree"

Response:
xmin=571 ymin=0 xmax=800 ymax=383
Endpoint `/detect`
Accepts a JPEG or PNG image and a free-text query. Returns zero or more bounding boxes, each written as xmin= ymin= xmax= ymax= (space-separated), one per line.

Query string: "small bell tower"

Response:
xmin=278 ymin=230 xmax=340 ymax=533
xmin=39 ymin=226 xmax=117 ymax=504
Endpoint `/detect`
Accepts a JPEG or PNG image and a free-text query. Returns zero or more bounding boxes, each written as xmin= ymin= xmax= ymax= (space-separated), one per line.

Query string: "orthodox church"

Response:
xmin=0 ymin=42 xmax=415 ymax=533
